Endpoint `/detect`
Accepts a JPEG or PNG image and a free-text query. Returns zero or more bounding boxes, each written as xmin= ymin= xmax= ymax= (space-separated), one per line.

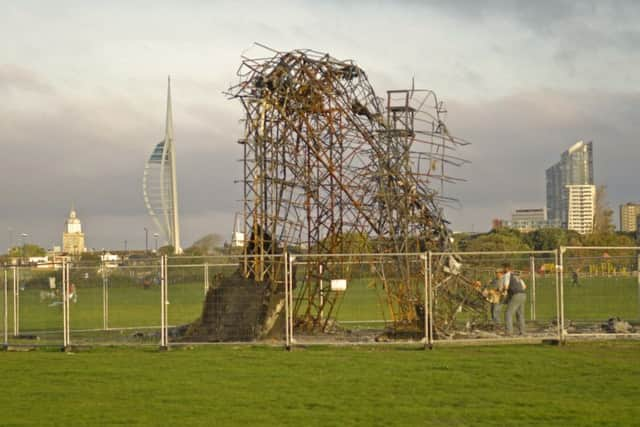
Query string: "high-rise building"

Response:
xmin=566 ymin=185 xmax=595 ymax=235
xmin=546 ymin=140 xmax=594 ymax=228
xmin=62 ymin=206 xmax=85 ymax=255
xmin=143 ymin=77 xmax=183 ymax=254
xmin=620 ymin=202 xmax=640 ymax=232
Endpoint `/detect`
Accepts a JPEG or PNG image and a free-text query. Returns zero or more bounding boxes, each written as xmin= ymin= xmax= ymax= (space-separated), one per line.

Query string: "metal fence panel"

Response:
xmin=3 ymin=264 xmax=64 ymax=347
xmin=63 ymin=258 xmax=162 ymax=346
xmin=290 ymin=253 xmax=426 ymax=346
xmin=167 ymin=255 xmax=287 ymax=345
xmin=561 ymin=247 xmax=640 ymax=339
xmin=2 ymin=268 xmax=8 ymax=347
xmin=428 ymin=251 xmax=560 ymax=344
xmin=9 ymin=247 xmax=638 ymax=348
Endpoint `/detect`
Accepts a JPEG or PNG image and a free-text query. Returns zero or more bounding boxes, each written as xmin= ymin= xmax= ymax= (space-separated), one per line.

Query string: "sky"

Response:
xmin=1 ymin=0 xmax=639 ymax=250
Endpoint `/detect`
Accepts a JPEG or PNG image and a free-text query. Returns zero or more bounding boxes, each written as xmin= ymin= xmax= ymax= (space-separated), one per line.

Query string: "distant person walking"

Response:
xmin=69 ymin=282 xmax=78 ymax=303
xmin=502 ymin=263 xmax=527 ymax=336
xmin=571 ymin=269 xmax=580 ymax=287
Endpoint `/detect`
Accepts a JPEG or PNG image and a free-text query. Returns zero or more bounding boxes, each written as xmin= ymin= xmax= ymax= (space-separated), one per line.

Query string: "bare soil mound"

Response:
xmin=182 ymin=271 xmax=286 ymax=342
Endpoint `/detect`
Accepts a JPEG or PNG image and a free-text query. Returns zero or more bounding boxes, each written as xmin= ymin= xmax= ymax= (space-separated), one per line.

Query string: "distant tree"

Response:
xmin=8 ymin=244 xmax=46 ymax=258
xmin=582 ymin=232 xmax=635 ymax=247
xmin=452 ymin=232 xmax=474 ymax=251
xmin=185 ymin=233 xmax=224 ymax=255
xmin=80 ymin=252 xmax=101 ymax=262
xmin=158 ymin=245 xmax=175 ymax=256
xmin=315 ymin=232 xmax=372 ymax=254
xmin=593 ymin=185 xmax=615 ymax=234
xmin=183 ymin=246 xmax=205 ymax=256
xmin=464 ymin=228 xmax=531 ymax=252
xmin=523 ymin=228 xmax=583 ymax=251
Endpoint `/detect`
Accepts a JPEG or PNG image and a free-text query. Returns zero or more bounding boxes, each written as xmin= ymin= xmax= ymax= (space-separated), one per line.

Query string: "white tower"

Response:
xmin=143 ymin=77 xmax=183 ymax=254
xmin=63 ymin=205 xmax=85 ymax=255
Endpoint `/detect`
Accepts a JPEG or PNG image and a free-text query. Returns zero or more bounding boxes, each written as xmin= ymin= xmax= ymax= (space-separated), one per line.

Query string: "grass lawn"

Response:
xmin=0 ymin=341 xmax=639 ymax=426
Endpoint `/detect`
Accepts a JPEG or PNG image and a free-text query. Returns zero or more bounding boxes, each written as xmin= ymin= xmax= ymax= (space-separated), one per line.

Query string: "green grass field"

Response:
xmin=2 ymin=267 xmax=638 ymax=346
xmin=0 ymin=342 xmax=639 ymax=426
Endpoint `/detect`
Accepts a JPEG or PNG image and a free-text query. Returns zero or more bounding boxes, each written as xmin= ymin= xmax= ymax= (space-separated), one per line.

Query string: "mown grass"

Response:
xmin=0 ymin=341 xmax=639 ymax=426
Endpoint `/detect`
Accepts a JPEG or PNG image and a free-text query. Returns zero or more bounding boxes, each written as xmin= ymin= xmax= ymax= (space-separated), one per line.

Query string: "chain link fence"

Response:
xmin=167 ymin=254 xmax=287 ymax=345
xmin=427 ymin=251 xmax=560 ymax=346
xmin=65 ymin=257 xmax=163 ymax=346
xmin=289 ymin=253 xmax=426 ymax=346
xmin=4 ymin=247 xmax=639 ymax=349
xmin=560 ymin=246 xmax=640 ymax=340
xmin=2 ymin=263 xmax=64 ymax=347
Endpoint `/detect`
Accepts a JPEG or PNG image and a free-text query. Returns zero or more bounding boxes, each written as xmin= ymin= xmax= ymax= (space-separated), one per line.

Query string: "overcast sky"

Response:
xmin=1 ymin=1 xmax=639 ymax=250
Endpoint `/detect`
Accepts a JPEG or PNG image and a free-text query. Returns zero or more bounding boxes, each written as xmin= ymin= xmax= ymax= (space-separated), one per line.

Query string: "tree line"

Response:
xmin=456 ymin=227 xmax=637 ymax=252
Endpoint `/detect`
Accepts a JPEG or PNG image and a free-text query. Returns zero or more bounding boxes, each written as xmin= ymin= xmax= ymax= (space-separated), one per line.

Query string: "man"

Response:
xmin=69 ymin=282 xmax=78 ymax=303
xmin=486 ymin=269 xmax=505 ymax=326
xmin=571 ymin=269 xmax=580 ymax=287
xmin=502 ymin=262 xmax=527 ymax=336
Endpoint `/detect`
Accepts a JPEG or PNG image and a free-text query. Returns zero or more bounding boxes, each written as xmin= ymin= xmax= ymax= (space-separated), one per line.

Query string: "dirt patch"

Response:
xmin=181 ymin=271 xmax=286 ymax=342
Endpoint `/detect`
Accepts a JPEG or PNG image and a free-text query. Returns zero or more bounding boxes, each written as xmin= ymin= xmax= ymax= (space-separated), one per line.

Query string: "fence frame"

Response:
xmin=288 ymin=252 xmax=428 ymax=348
xmin=3 ymin=268 xmax=7 ymax=348
xmin=160 ymin=255 xmax=167 ymax=348
xmin=13 ymin=265 xmax=19 ymax=337
xmin=427 ymin=249 xmax=561 ymax=346
xmin=5 ymin=246 xmax=640 ymax=350
xmin=163 ymin=253 xmax=288 ymax=348
xmin=559 ymin=246 xmax=640 ymax=342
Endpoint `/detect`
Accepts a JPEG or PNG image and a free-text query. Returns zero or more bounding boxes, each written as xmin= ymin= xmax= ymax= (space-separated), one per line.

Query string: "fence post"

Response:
xmin=422 ymin=252 xmax=430 ymax=350
xmin=558 ymin=247 xmax=566 ymax=343
xmin=166 ymin=255 xmax=170 ymax=347
xmin=530 ymin=255 xmax=536 ymax=321
xmin=319 ymin=263 xmax=324 ymax=320
xmin=284 ymin=252 xmax=290 ymax=350
xmin=62 ymin=260 xmax=66 ymax=348
xmin=554 ymin=250 xmax=560 ymax=341
xmin=67 ymin=261 xmax=71 ymax=346
xmin=102 ymin=259 xmax=108 ymax=330
xmin=159 ymin=255 xmax=167 ymax=349
xmin=62 ymin=259 xmax=68 ymax=349
xmin=3 ymin=269 xmax=7 ymax=348
xmin=204 ymin=262 xmax=209 ymax=296
xmin=428 ymin=251 xmax=434 ymax=348
xmin=12 ymin=266 xmax=18 ymax=337
xmin=289 ymin=254 xmax=295 ymax=347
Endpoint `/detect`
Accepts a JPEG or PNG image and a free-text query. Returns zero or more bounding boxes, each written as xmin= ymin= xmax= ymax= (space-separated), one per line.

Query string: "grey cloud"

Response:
xmin=0 ymin=64 xmax=54 ymax=94
xmin=2 ymin=2 xmax=640 ymax=248
xmin=0 ymin=69 xmax=245 ymax=249
xmin=444 ymin=89 xmax=640 ymax=230
xmin=430 ymin=1 xmax=640 ymax=80
xmin=429 ymin=1 xmax=636 ymax=31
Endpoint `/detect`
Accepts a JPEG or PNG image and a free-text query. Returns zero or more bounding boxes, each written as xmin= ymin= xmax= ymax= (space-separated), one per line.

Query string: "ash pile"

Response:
xmin=183 ymin=271 xmax=286 ymax=342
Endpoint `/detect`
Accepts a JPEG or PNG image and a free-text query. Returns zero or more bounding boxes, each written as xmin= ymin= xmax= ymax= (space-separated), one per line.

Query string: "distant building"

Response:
xmin=566 ymin=185 xmax=596 ymax=234
xmin=100 ymin=252 xmax=121 ymax=268
xmin=491 ymin=218 xmax=504 ymax=230
xmin=506 ymin=208 xmax=549 ymax=232
xmin=231 ymin=213 xmax=246 ymax=248
xmin=62 ymin=207 xmax=85 ymax=255
xmin=28 ymin=256 xmax=49 ymax=268
xmin=619 ymin=202 xmax=640 ymax=232
xmin=546 ymin=141 xmax=594 ymax=228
